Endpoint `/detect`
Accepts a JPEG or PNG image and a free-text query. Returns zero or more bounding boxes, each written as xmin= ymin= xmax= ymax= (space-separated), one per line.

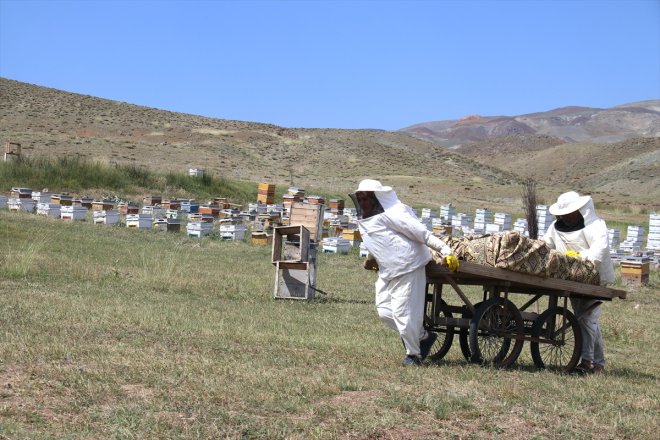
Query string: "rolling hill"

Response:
xmin=1 ymin=78 xmax=658 ymax=214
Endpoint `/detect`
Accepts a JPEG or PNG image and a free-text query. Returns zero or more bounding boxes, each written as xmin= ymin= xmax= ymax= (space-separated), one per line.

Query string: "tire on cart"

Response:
xmin=468 ymin=297 xmax=524 ymax=368
xmin=427 ymin=299 xmax=454 ymax=362
xmin=458 ymin=301 xmax=483 ymax=361
xmin=530 ymin=306 xmax=582 ymax=373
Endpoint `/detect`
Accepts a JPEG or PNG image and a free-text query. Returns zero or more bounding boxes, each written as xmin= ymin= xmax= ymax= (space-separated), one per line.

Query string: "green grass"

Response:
xmin=0 ymin=156 xmax=352 ymax=208
xmin=0 ymin=210 xmax=658 ymax=439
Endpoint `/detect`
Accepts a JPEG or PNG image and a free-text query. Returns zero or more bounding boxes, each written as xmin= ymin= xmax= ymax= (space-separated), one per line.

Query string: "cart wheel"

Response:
xmin=428 ymin=299 xmax=454 ymax=362
xmin=469 ymin=297 xmax=524 ymax=368
xmin=458 ymin=302 xmax=483 ymax=361
xmin=530 ymin=306 xmax=582 ymax=373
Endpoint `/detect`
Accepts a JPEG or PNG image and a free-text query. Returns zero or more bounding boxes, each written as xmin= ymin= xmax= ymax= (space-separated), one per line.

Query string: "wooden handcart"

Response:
xmin=424 ymin=261 xmax=626 ymax=372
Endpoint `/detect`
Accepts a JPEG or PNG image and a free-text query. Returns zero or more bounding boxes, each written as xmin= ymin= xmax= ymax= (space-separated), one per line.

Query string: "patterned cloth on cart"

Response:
xmin=431 ymin=231 xmax=600 ymax=285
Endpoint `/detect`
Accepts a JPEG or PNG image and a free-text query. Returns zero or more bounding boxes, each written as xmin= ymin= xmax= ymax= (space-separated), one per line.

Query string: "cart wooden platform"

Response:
xmin=424 ymin=260 xmax=626 ymax=372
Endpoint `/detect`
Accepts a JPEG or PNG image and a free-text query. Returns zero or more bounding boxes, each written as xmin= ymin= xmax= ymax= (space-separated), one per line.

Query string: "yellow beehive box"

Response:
xmin=252 ymin=232 xmax=272 ymax=245
xmin=620 ymin=260 xmax=650 ymax=285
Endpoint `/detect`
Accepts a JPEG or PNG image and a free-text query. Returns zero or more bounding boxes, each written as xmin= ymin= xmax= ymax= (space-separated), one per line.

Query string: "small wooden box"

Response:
xmin=272 ymin=225 xmax=310 ymax=264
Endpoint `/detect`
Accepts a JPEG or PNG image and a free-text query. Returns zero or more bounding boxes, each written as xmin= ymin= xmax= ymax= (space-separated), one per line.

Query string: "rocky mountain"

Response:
xmin=401 ymin=101 xmax=660 ymax=147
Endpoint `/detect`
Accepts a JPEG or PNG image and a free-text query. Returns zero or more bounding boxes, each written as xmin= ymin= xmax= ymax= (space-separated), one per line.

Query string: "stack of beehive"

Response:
xmin=257 ymin=182 xmax=276 ymax=205
xmin=494 ymin=212 xmax=511 ymax=231
xmin=607 ymin=229 xmax=621 ymax=250
xmin=451 ymin=213 xmax=472 ymax=234
xmin=474 ymin=208 xmax=491 ymax=234
xmin=440 ymin=204 xmax=456 ymax=224
xmin=283 ymin=187 xmax=305 ymax=213
xmin=421 ymin=208 xmax=435 ymax=220
xmin=9 ymin=187 xmax=34 ymax=212
xmin=647 ymin=213 xmax=660 ymax=251
xmin=328 ymin=198 xmax=345 ymax=215
xmin=513 ymin=218 xmax=528 ymax=236
xmin=536 ymin=205 xmax=553 ymax=237
xmin=620 ymin=225 xmax=645 ymax=253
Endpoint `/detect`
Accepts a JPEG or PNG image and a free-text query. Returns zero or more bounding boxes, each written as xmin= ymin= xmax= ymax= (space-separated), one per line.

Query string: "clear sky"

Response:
xmin=1 ymin=0 xmax=659 ymax=130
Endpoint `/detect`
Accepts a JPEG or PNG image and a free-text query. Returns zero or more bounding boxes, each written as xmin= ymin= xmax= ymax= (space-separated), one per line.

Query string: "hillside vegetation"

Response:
xmin=0 ymin=78 xmax=660 ymax=221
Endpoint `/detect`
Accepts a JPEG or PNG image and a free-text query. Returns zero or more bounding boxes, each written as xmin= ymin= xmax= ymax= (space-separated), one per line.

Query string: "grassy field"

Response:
xmin=0 ymin=211 xmax=658 ymax=439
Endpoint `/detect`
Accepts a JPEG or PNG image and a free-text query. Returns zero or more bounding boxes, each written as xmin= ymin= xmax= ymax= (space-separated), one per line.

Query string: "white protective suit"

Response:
xmin=542 ymin=197 xmax=613 ymax=368
xmin=357 ymin=186 xmax=453 ymax=357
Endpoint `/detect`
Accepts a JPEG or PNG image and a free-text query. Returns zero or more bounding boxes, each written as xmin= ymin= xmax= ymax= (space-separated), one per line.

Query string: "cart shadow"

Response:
xmin=425 ymin=359 xmax=657 ymax=380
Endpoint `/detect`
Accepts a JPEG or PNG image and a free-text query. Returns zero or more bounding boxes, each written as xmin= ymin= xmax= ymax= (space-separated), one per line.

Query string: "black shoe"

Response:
xmin=573 ymin=360 xmax=594 ymax=376
xmin=402 ymin=355 xmax=422 ymax=366
xmin=420 ymin=332 xmax=438 ymax=360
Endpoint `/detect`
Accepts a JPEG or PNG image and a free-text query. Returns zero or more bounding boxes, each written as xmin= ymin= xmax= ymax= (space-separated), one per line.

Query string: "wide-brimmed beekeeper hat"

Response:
xmin=355 ymin=179 xmax=392 ymax=193
xmin=549 ymin=191 xmax=592 ymax=216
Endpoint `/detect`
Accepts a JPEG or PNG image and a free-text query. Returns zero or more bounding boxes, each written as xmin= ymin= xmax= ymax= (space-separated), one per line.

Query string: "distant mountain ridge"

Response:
xmin=1 ymin=77 xmax=658 ymax=213
xmin=401 ymin=101 xmax=660 ymax=147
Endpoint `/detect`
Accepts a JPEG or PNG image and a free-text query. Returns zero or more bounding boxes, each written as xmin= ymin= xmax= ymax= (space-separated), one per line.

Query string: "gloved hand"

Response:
xmin=363 ymin=256 xmax=379 ymax=271
xmin=564 ymin=250 xmax=580 ymax=258
xmin=444 ymin=254 xmax=460 ymax=272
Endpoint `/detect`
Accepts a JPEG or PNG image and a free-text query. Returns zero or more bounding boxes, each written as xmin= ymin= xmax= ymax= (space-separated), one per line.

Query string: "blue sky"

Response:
xmin=1 ymin=0 xmax=659 ymax=130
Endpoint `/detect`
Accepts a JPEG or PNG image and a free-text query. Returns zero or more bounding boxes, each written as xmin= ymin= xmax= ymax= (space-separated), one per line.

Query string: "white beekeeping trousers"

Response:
xmin=571 ymin=298 xmax=606 ymax=367
xmin=374 ymin=266 xmax=428 ymax=356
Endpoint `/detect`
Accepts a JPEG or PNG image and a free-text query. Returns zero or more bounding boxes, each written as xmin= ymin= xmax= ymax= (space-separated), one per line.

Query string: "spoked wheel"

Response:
xmin=458 ymin=302 xmax=483 ymax=362
xmin=469 ymin=297 xmax=524 ymax=368
xmin=530 ymin=306 xmax=582 ymax=373
xmin=427 ymin=299 xmax=454 ymax=362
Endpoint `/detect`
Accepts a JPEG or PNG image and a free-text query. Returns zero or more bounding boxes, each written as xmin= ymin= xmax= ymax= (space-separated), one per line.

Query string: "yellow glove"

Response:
xmin=564 ymin=250 xmax=580 ymax=258
xmin=444 ymin=254 xmax=460 ymax=272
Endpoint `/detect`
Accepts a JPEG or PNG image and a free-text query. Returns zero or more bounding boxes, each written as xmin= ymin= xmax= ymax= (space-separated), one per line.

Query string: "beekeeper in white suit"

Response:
xmin=351 ymin=179 xmax=459 ymax=366
xmin=543 ymin=191 xmax=614 ymax=375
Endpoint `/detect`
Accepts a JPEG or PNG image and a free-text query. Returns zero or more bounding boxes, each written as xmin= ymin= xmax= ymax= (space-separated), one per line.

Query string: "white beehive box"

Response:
xmin=141 ymin=205 xmax=165 ymax=220
xmin=8 ymin=197 xmax=35 ymax=212
xmin=94 ymin=210 xmax=120 ymax=225
xmin=187 ymin=221 xmax=213 ymax=237
xmin=0 ymin=194 xmax=8 ymax=209
xmin=421 ymin=208 xmax=435 ymax=219
xmin=126 ymin=213 xmax=152 ymax=229
xmin=31 ymin=191 xmax=52 ymax=203
xmin=37 ymin=203 xmax=61 ymax=218
xmin=322 ymin=237 xmax=351 ymax=254
xmin=219 ymin=223 xmax=246 ymax=240
xmin=608 ymin=228 xmax=621 ymax=249
xmin=486 ymin=223 xmax=503 ymax=233
xmin=61 ymin=205 xmax=88 ymax=221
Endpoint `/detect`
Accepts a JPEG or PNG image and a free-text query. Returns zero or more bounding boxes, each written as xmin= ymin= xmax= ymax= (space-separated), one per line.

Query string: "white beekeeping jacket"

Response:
xmin=357 ymin=189 xmax=451 ymax=280
xmin=543 ymin=199 xmax=615 ymax=285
